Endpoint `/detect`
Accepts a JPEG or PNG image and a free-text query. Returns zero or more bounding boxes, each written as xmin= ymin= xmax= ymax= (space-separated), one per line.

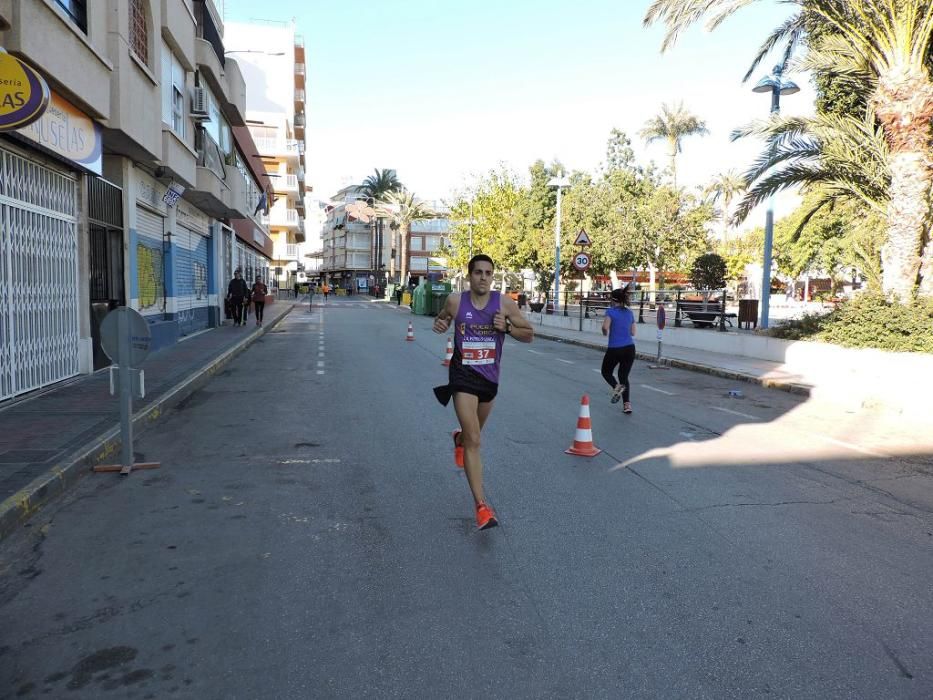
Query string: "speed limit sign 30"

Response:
xmin=573 ymin=252 xmax=591 ymax=271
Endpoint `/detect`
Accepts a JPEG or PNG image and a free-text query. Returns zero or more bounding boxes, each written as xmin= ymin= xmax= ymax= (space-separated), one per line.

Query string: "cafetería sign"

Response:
xmin=0 ymin=47 xmax=50 ymax=131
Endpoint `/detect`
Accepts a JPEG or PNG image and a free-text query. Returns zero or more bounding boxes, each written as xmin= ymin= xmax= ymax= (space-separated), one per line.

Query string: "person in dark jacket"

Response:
xmin=227 ymin=269 xmax=249 ymax=326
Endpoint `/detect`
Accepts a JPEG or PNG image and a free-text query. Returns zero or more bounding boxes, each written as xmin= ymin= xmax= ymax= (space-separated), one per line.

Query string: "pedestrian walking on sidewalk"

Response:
xmin=227 ymin=269 xmax=249 ymax=326
xmin=293 ymin=281 xmax=300 ymax=299
xmin=601 ymin=286 xmax=636 ymax=413
xmin=432 ymin=254 xmax=535 ymax=530
xmin=251 ymin=275 xmax=268 ymax=327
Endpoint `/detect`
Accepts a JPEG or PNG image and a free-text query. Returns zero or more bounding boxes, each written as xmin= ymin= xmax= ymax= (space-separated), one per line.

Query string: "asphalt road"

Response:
xmin=1 ymin=298 xmax=931 ymax=699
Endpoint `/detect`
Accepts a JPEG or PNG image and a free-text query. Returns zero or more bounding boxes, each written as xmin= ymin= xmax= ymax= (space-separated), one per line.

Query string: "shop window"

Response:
xmin=56 ymin=0 xmax=87 ymax=33
xmin=130 ymin=0 xmax=150 ymax=66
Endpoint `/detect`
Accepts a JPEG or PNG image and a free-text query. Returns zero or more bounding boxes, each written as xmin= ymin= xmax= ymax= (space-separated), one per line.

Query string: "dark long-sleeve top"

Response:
xmin=227 ymin=278 xmax=249 ymax=299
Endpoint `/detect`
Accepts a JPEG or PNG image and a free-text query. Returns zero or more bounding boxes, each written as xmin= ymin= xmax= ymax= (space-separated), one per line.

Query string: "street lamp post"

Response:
xmin=752 ymin=64 xmax=799 ymax=329
xmin=547 ymin=173 xmax=570 ymax=313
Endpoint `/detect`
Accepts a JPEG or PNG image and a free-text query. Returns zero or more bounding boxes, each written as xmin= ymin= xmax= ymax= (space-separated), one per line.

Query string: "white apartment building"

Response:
xmin=224 ymin=20 xmax=312 ymax=290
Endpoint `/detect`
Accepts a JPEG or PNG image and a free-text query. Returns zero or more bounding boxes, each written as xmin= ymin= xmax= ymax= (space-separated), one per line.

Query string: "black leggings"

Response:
xmin=254 ymin=301 xmax=265 ymax=322
xmin=601 ymin=345 xmax=636 ymax=402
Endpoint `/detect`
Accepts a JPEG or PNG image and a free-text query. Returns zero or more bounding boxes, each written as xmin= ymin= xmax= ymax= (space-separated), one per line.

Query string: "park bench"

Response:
xmin=675 ymin=295 xmax=736 ymax=329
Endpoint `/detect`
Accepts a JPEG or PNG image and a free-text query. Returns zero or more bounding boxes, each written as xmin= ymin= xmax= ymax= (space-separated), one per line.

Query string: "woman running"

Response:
xmin=601 ymin=286 xmax=636 ymax=414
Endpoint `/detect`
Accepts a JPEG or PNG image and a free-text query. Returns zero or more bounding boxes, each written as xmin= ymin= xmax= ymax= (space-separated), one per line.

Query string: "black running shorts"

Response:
xmin=433 ymin=351 xmax=499 ymax=405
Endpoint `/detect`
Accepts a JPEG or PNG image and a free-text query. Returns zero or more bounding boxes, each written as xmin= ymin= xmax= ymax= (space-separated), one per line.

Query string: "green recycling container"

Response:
xmin=411 ymin=281 xmax=429 ymax=315
xmin=429 ymin=281 xmax=452 ymax=317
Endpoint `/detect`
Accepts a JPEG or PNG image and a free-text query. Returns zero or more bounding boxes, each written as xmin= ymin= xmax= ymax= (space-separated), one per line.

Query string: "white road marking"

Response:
xmin=318 ymin=352 xmax=325 ymax=358
xmin=317 ymin=361 xmax=325 ymax=367
xmin=592 ymin=369 xmax=601 ymax=373
xmin=711 ymin=406 xmax=760 ymax=420
xmin=316 ymin=370 xmax=325 ymax=375
xmin=640 ymin=384 xmax=675 ymax=396
xmin=811 ymin=434 xmax=888 ymax=459
xmin=556 ymin=359 xmax=574 ymax=365
xmin=527 ymin=349 xmax=544 ymax=355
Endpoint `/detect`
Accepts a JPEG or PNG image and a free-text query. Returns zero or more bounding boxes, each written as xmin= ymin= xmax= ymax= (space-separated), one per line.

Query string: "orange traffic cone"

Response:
xmin=406 ymin=321 xmax=415 ymax=341
xmin=565 ymin=395 xmax=602 ymax=457
xmin=441 ymin=336 xmax=453 ymax=365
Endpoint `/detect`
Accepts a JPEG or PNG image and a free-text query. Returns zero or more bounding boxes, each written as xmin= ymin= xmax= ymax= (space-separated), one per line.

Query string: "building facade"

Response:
xmin=0 ymin=0 xmax=272 ymax=402
xmin=224 ymin=21 xmax=311 ymax=291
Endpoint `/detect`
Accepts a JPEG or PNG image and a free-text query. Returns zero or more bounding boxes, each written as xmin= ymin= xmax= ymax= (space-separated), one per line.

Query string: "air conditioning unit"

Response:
xmin=191 ymin=87 xmax=210 ymax=120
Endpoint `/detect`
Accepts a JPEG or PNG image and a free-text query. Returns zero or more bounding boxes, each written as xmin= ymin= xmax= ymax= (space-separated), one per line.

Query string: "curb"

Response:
xmin=533 ymin=330 xmax=813 ymax=398
xmin=0 ymin=305 xmax=294 ymax=543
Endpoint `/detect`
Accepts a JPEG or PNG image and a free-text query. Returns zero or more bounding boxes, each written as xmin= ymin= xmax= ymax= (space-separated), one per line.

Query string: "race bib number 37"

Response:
xmin=461 ymin=341 xmax=497 ymax=365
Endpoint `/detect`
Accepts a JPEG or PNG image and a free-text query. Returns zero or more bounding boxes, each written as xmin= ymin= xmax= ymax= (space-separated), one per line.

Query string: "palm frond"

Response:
xmin=743 ymin=12 xmax=806 ymax=82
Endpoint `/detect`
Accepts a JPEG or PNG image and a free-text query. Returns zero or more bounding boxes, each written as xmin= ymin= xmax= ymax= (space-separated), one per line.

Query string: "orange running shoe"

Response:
xmin=475 ymin=502 xmax=498 ymax=530
xmin=452 ymin=430 xmax=464 ymax=469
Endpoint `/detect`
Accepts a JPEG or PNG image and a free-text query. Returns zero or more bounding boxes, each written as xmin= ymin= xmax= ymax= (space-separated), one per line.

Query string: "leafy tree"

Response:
xmin=644 ymin=0 xmax=933 ymax=298
xmin=690 ymin=253 xmax=727 ymax=290
xmin=639 ymin=102 xmax=709 ymax=187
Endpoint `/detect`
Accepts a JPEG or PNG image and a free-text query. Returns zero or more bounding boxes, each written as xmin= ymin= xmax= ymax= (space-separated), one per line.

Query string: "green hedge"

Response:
xmin=769 ymin=293 xmax=933 ymax=353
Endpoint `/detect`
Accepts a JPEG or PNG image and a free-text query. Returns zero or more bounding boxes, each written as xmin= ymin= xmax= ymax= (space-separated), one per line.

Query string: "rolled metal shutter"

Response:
xmin=175 ymin=225 xmax=210 ymax=336
xmin=135 ymin=208 xmax=165 ymax=316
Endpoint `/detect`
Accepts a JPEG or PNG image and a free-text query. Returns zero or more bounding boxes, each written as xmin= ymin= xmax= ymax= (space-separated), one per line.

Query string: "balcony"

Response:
xmin=295 ymin=64 xmax=306 ymax=75
xmin=273 ymin=174 xmax=299 ymax=195
xmin=296 ymin=221 xmax=306 ymax=243
xmin=253 ymin=138 xmax=301 ymax=161
xmin=295 ymin=89 xmax=306 ymax=103
xmin=161 ymin=129 xmax=197 ymax=188
xmin=195 ymin=38 xmax=225 ymax=103
xmin=186 ymin=165 xmax=231 ymax=219
xmin=223 ymin=58 xmax=247 ymax=126
xmin=262 ymin=206 xmax=299 ymax=230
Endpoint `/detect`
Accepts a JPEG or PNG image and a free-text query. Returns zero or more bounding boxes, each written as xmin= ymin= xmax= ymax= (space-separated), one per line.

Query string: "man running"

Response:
xmin=432 ymin=254 xmax=534 ymax=530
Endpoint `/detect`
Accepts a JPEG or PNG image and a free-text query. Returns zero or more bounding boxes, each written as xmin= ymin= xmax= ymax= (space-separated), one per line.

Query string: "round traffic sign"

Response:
xmin=573 ymin=252 xmax=591 ymax=271
xmin=100 ymin=307 xmax=152 ymax=366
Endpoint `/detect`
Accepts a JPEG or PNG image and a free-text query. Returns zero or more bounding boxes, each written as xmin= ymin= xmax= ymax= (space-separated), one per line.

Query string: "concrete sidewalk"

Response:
xmin=0 ymin=301 xmax=295 ymax=541
xmin=530 ymin=320 xmax=814 ymax=397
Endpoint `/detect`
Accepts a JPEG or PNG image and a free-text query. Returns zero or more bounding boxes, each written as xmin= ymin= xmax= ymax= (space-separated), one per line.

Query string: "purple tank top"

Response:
xmin=454 ymin=291 xmax=504 ymax=384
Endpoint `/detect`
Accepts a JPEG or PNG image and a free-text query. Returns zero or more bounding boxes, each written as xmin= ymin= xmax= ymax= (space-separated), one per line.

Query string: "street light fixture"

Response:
xmin=547 ymin=173 xmax=571 ymax=313
xmin=752 ymin=64 xmax=799 ymax=329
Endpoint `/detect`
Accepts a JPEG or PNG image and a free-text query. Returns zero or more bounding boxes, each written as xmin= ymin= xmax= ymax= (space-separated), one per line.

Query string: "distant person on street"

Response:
xmin=432 ymin=254 xmax=534 ymax=530
xmin=293 ymin=281 xmax=300 ymax=299
xmin=251 ymin=275 xmax=268 ymax=327
xmin=226 ymin=269 xmax=249 ymax=327
xmin=601 ymin=286 xmax=636 ymax=414
xmin=322 ymin=282 xmax=330 ymax=304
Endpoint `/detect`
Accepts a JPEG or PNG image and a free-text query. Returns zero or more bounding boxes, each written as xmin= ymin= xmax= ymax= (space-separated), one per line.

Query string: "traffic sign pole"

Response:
xmin=94 ymin=307 xmax=160 ymax=476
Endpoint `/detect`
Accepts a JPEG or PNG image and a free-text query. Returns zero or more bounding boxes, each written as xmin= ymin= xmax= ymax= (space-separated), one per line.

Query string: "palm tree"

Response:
xmin=644 ymin=0 xmax=933 ymax=298
xmin=361 ymin=168 xmax=401 ymax=201
xmin=375 ymin=190 xmax=435 ymax=286
xmin=705 ymin=171 xmax=747 ymax=241
xmin=639 ymin=102 xmax=709 ymax=187
xmin=361 ymin=169 xmax=402 ymax=284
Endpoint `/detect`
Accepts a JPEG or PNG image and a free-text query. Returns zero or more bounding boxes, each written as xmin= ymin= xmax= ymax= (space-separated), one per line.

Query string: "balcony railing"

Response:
xmin=295 ymin=64 xmax=305 ymax=75
xmin=285 ymin=174 xmax=298 ymax=190
xmin=295 ymin=89 xmax=306 ymax=102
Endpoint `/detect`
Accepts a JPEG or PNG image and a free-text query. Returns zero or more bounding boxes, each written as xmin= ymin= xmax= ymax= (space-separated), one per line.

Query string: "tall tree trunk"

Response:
xmin=668 ymin=139 xmax=678 ymax=189
xmin=874 ymin=73 xmax=933 ymax=299
xmin=881 ymin=152 xmax=930 ymax=298
xmin=389 ymin=229 xmax=397 ymax=282
xmin=400 ymin=222 xmax=410 ymax=286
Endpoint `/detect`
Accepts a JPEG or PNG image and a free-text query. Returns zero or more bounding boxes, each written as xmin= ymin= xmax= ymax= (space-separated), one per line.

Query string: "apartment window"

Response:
xmin=161 ymin=41 xmax=186 ymax=137
xmin=130 ymin=0 xmax=150 ymax=65
xmin=56 ymin=0 xmax=87 ymax=32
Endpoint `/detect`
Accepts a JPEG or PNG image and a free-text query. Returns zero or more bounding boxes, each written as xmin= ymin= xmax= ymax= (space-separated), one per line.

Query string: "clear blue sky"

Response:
xmin=221 ymin=0 xmax=812 ymax=215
